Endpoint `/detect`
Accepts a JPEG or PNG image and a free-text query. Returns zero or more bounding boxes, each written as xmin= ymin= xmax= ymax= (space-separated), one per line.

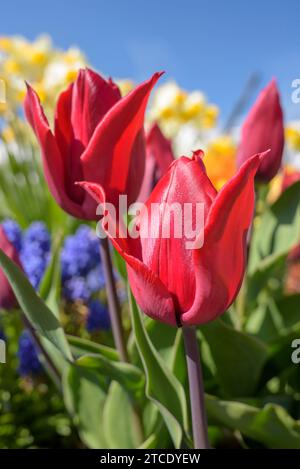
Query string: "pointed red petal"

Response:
xmin=81 ymin=72 xmax=163 ymax=207
xmin=24 ymin=84 xmax=83 ymax=218
xmin=71 ymin=68 xmax=121 ymax=147
xmin=182 ymin=152 xmax=264 ymax=325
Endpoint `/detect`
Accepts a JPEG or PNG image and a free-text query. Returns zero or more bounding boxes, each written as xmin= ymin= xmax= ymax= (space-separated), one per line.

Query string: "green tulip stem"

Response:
xmin=183 ymin=325 xmax=209 ymax=449
xmin=99 ymin=237 xmax=129 ymax=362
xmin=22 ymin=314 xmax=61 ymax=389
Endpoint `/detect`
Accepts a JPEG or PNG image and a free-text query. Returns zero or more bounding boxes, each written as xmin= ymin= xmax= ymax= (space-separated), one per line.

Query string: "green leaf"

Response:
xmin=171 ymin=329 xmax=187 ymax=386
xmin=206 ymin=396 xmax=300 ymax=448
xmin=128 ymin=317 xmax=178 ymax=367
xmin=67 ymin=335 xmax=119 ymax=361
xmin=247 ymin=251 xmax=287 ymax=306
xmin=39 ymin=232 xmax=64 ymax=317
xmin=76 ymin=354 xmax=145 ymax=401
xmin=275 ymin=294 xmax=300 ymax=332
xmin=201 ymin=319 xmax=268 ymax=397
xmin=63 ymin=363 xmax=107 ymax=448
xmin=245 ymin=300 xmax=283 ymax=343
xmin=112 ymin=248 xmax=128 ymax=280
xmin=102 ymin=381 xmax=142 ymax=448
xmin=249 ymin=181 xmax=300 ymax=274
xmin=128 ymin=288 xmax=188 ymax=448
xmin=0 ymin=249 xmax=72 ymax=361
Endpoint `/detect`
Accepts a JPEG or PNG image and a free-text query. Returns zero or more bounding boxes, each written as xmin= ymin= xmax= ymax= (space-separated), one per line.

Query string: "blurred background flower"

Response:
xmin=17 ymin=330 xmax=42 ymax=377
xmin=0 ymin=35 xmax=86 ymax=116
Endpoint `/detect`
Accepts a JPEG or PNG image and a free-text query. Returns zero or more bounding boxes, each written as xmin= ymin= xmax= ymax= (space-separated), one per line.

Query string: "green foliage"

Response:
xmin=0 ymin=313 xmax=79 ymax=449
xmin=128 ymin=288 xmax=188 ymax=448
xmin=206 ymin=396 xmax=300 ymax=449
xmin=201 ymin=319 xmax=268 ymax=397
xmin=0 ymin=249 xmax=72 ymax=361
xmin=249 ymin=181 xmax=300 ymax=274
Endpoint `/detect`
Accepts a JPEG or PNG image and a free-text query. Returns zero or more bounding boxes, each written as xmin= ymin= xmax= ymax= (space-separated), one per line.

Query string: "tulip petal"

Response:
xmin=78 ymin=180 xmax=177 ymax=326
xmin=81 ymin=72 xmax=163 ymax=210
xmin=147 ymin=123 xmax=174 ymax=175
xmin=24 ymin=84 xmax=84 ymax=218
xmin=181 ymin=153 xmax=264 ymax=325
xmin=71 ymin=68 xmax=121 ymax=147
xmin=138 ymin=123 xmax=174 ymax=202
xmin=54 ymin=83 xmax=74 ymax=152
xmin=139 ymin=154 xmax=217 ymax=315
xmin=54 ymin=83 xmax=84 ymax=204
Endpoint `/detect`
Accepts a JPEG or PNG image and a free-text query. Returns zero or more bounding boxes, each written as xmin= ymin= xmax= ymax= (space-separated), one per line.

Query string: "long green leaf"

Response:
xmin=201 ymin=319 xmax=268 ymax=397
xmin=206 ymin=396 xmax=300 ymax=448
xmin=0 ymin=249 xmax=72 ymax=361
xmin=63 ymin=363 xmax=107 ymax=448
xmin=102 ymin=381 xmax=142 ymax=448
xmin=129 ymin=288 xmax=188 ymax=448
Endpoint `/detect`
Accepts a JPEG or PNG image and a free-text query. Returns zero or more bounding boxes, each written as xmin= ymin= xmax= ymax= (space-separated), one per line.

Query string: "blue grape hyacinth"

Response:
xmin=61 ymin=225 xmax=105 ymax=301
xmin=18 ymin=330 xmax=42 ymax=376
xmin=63 ymin=277 xmax=91 ymax=302
xmin=20 ymin=222 xmax=51 ymax=290
xmin=61 ymin=225 xmax=101 ymax=279
xmin=2 ymin=218 xmax=23 ymax=252
xmin=86 ymin=265 xmax=106 ymax=294
xmin=86 ymin=300 xmax=110 ymax=333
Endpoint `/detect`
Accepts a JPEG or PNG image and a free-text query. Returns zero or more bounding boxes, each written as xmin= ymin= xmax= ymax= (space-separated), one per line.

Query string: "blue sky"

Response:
xmin=2 ymin=0 xmax=300 ymax=121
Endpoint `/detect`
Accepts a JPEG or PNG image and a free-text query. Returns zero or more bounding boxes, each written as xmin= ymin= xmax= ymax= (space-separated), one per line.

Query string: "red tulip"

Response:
xmin=24 ymin=68 xmax=162 ymax=220
xmin=0 ymin=226 xmax=22 ymax=309
xmin=79 ymin=150 xmax=266 ymax=326
xmin=138 ymin=123 xmax=174 ymax=203
xmin=237 ymin=79 xmax=284 ymax=182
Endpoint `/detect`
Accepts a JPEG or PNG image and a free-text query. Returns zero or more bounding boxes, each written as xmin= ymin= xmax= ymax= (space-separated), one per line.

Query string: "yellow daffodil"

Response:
xmin=116 ymin=79 xmax=135 ymax=97
xmin=203 ymin=135 xmax=237 ymax=190
xmin=150 ymin=80 xmax=218 ymax=138
xmin=286 ymin=126 xmax=300 ymax=151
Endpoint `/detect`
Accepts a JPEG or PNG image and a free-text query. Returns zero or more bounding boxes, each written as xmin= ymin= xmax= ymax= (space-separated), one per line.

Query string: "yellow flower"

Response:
xmin=150 ymin=80 xmax=218 ymax=138
xmin=285 ymin=126 xmax=300 ymax=151
xmin=3 ymin=59 xmax=21 ymax=74
xmin=1 ymin=126 xmax=15 ymax=143
xmin=203 ymin=135 xmax=237 ymax=190
xmin=33 ymin=82 xmax=46 ymax=103
xmin=15 ymin=87 xmax=26 ymax=103
xmin=0 ymin=34 xmax=88 ymax=115
xmin=29 ymin=50 xmax=48 ymax=66
xmin=65 ymin=68 xmax=78 ymax=83
xmin=0 ymin=37 xmax=12 ymax=52
xmin=117 ymin=79 xmax=135 ymax=97
xmin=182 ymin=91 xmax=205 ymax=120
xmin=267 ymin=173 xmax=283 ymax=204
xmin=201 ymin=104 xmax=219 ymax=129
xmin=151 ymin=82 xmax=187 ymax=121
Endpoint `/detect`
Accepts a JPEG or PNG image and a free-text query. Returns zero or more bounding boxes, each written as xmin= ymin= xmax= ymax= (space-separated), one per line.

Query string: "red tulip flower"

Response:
xmin=79 ymin=150 xmax=266 ymax=326
xmin=138 ymin=123 xmax=174 ymax=203
xmin=237 ymin=79 xmax=284 ymax=182
xmin=0 ymin=226 xmax=22 ymax=310
xmin=24 ymin=68 xmax=162 ymax=220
